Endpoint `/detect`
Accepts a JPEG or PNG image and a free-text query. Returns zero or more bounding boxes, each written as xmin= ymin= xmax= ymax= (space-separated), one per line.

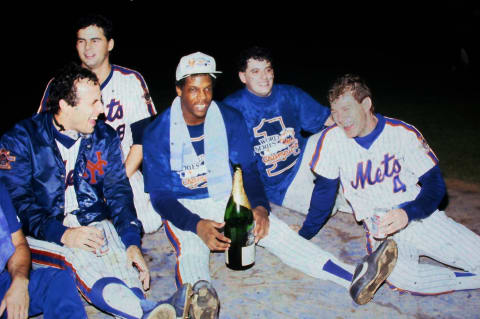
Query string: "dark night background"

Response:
xmin=3 ymin=1 xmax=480 ymax=135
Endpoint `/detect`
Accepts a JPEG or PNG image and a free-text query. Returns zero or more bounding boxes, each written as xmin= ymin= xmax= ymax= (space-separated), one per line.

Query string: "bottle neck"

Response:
xmin=231 ymin=168 xmax=251 ymax=209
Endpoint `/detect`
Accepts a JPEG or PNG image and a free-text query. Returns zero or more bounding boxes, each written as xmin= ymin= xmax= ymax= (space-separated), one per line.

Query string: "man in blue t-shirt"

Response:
xmin=223 ymin=46 xmax=351 ymax=217
xmin=0 ymin=181 xmax=86 ymax=319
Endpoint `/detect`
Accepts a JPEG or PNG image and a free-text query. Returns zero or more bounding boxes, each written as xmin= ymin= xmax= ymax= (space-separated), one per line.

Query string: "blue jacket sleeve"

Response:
xmin=0 ymin=129 xmax=68 ymax=244
xmin=400 ymin=165 xmax=446 ymax=221
xmin=131 ymin=116 xmax=155 ymax=145
xmin=150 ymin=191 xmax=202 ymax=233
xmin=298 ymin=175 xmax=338 ymax=239
xmin=102 ymin=134 xmax=142 ymax=248
xmin=0 ymin=182 xmax=22 ymax=233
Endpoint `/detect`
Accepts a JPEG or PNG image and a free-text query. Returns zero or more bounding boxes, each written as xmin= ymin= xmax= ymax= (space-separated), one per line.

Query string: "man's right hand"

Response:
xmin=196 ymin=219 xmax=230 ymax=251
xmin=60 ymin=226 xmax=105 ymax=252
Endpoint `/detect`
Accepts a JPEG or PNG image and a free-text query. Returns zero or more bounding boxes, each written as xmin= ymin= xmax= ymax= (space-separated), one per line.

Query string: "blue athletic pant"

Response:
xmin=0 ymin=267 xmax=86 ymax=319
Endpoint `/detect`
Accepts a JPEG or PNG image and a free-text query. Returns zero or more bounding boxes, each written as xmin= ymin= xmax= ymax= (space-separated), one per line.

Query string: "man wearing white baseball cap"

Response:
xmin=175 ymin=52 xmax=222 ymax=81
xmin=141 ymin=51 xmax=398 ymax=318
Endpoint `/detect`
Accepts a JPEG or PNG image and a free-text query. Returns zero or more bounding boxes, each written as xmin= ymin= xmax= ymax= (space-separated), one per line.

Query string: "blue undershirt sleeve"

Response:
xmin=150 ymin=191 xmax=202 ymax=233
xmin=298 ymin=175 xmax=338 ymax=240
xmin=131 ymin=117 xmax=155 ymax=145
xmin=400 ymin=165 xmax=446 ymax=221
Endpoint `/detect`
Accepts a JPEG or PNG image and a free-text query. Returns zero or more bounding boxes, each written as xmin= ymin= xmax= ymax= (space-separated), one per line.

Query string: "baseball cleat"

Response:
xmin=349 ymin=239 xmax=398 ymax=305
xmin=141 ymin=303 xmax=176 ymax=319
xmin=165 ymin=283 xmax=193 ymax=319
xmin=141 ymin=283 xmax=193 ymax=319
xmin=189 ymin=280 xmax=220 ymax=319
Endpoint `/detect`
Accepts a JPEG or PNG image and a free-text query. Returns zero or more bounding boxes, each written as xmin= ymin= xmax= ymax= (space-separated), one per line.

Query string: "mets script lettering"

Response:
xmin=105 ymin=99 xmax=124 ymax=122
xmin=83 ymin=151 xmax=107 ymax=184
xmin=351 ymin=153 xmax=406 ymax=193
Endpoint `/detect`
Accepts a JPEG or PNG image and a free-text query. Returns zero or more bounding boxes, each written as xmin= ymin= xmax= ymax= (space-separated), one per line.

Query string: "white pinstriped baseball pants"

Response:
xmin=366 ymin=210 xmax=480 ymax=295
xmin=164 ymin=197 xmax=355 ymax=289
xmin=130 ymin=170 xmax=163 ymax=234
xmin=27 ymin=220 xmax=145 ymax=318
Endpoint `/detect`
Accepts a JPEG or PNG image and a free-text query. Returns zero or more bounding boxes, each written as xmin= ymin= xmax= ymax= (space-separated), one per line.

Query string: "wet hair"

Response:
xmin=327 ymin=74 xmax=373 ymax=112
xmin=74 ymin=13 xmax=114 ymax=40
xmin=175 ymin=73 xmax=216 ymax=89
xmin=46 ymin=63 xmax=99 ymax=114
xmin=237 ymin=46 xmax=274 ymax=72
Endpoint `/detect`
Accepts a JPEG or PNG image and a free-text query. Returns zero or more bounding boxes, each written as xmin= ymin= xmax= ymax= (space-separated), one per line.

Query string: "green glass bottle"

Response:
xmin=224 ymin=164 xmax=255 ymax=270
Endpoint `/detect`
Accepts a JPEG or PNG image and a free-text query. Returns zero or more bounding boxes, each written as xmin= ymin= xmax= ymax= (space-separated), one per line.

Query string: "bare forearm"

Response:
xmin=7 ymin=242 xmax=31 ymax=281
xmin=125 ymin=145 xmax=143 ymax=178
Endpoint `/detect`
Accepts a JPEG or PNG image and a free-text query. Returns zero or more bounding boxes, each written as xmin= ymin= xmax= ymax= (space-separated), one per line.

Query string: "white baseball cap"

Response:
xmin=175 ymin=52 xmax=222 ymax=81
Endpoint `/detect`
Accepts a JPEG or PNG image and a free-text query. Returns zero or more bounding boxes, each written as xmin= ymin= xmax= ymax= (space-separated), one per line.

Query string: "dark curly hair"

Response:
xmin=237 ymin=46 xmax=273 ymax=72
xmin=46 ymin=63 xmax=99 ymax=114
xmin=327 ymin=74 xmax=374 ymax=112
xmin=74 ymin=13 xmax=114 ymax=40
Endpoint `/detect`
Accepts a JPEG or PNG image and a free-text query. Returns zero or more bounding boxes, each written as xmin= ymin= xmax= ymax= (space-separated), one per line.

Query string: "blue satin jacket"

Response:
xmin=0 ymin=112 xmax=141 ymax=248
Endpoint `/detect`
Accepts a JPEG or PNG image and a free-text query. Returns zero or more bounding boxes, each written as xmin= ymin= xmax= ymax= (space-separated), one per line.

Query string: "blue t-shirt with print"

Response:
xmin=223 ymin=84 xmax=330 ymax=205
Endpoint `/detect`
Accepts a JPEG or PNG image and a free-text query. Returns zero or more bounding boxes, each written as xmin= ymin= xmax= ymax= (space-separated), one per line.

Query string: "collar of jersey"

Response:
xmin=51 ymin=119 xmax=79 ymax=149
xmin=353 ymin=113 xmax=385 ymax=150
xmin=243 ymin=85 xmax=277 ymax=105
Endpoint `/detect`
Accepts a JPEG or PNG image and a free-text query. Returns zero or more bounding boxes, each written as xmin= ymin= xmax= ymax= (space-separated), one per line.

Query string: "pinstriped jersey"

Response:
xmin=310 ymin=114 xmax=438 ymax=222
xmin=99 ymin=65 xmax=156 ymax=159
xmin=39 ymin=65 xmax=156 ymax=160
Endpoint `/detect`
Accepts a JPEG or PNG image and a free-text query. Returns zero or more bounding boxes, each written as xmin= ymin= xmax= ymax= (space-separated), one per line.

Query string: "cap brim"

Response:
xmin=176 ymin=71 xmax=223 ymax=81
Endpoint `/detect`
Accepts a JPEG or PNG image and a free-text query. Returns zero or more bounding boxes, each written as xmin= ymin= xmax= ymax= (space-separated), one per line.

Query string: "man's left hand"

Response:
xmin=0 ymin=276 xmax=29 ymax=319
xmin=379 ymin=208 xmax=409 ymax=236
xmin=252 ymin=206 xmax=270 ymax=243
xmin=126 ymin=245 xmax=150 ymax=291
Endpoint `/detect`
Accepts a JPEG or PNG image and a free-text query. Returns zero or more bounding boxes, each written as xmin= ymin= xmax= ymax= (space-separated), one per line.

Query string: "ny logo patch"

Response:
xmin=0 ymin=149 xmax=16 ymax=170
xmin=83 ymin=151 xmax=107 ymax=184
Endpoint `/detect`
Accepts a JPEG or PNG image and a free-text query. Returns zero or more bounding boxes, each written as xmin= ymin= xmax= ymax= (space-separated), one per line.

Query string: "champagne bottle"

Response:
xmin=224 ymin=164 xmax=255 ymax=270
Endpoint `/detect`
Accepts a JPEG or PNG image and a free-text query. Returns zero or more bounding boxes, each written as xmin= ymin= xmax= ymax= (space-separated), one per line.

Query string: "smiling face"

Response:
xmin=239 ymin=58 xmax=274 ymax=97
xmin=330 ymin=91 xmax=376 ymax=138
xmin=60 ymin=79 xmax=104 ymax=134
xmin=176 ymin=74 xmax=213 ymax=125
xmin=76 ymin=25 xmax=113 ymax=71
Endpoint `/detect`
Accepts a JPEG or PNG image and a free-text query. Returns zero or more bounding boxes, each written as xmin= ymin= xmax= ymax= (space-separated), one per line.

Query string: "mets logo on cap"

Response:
xmin=0 ymin=149 xmax=15 ymax=170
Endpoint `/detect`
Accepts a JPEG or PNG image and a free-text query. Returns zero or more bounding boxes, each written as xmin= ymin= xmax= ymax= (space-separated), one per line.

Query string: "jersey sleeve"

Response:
xmin=309 ymin=127 xmax=340 ymax=180
xmin=126 ymin=73 xmax=157 ymax=125
xmin=400 ymin=124 xmax=438 ymax=177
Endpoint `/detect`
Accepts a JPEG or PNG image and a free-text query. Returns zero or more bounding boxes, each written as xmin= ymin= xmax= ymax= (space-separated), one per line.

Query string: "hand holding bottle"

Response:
xmin=197 ymin=219 xmax=230 ymax=251
xmin=252 ymin=206 xmax=269 ymax=243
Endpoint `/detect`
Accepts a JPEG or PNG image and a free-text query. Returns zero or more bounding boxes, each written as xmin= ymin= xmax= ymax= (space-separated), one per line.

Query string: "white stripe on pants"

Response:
xmin=165 ymin=197 xmax=355 ymax=289
xmin=366 ymin=210 xmax=480 ymax=294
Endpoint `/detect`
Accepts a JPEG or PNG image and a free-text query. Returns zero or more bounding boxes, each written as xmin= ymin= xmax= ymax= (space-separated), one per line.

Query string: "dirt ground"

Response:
xmin=35 ymin=179 xmax=480 ymax=319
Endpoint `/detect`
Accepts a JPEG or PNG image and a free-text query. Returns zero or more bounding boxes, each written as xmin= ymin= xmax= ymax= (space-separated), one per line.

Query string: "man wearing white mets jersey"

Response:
xmin=1 ymin=63 xmax=194 ymax=319
xmin=38 ymin=13 xmax=162 ymax=234
xmin=300 ymin=74 xmax=480 ymax=297
xmin=142 ymin=52 xmax=398 ymax=315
